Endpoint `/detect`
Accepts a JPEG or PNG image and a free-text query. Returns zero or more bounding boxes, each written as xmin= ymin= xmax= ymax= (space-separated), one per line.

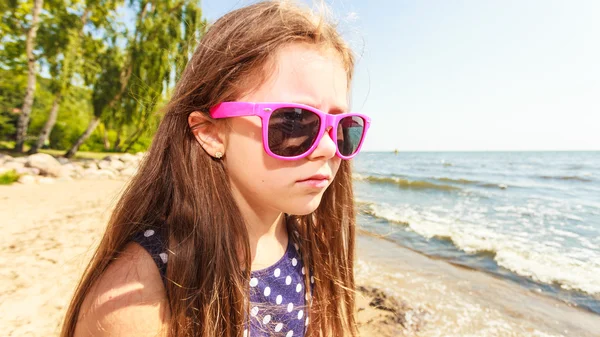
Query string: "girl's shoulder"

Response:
xmin=74 ymin=241 xmax=170 ymax=336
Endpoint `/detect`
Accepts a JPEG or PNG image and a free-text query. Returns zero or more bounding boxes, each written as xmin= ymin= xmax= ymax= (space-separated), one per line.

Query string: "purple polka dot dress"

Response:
xmin=132 ymin=228 xmax=313 ymax=337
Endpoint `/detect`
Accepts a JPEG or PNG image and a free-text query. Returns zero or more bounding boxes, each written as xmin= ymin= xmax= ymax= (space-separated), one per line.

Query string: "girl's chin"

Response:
xmin=284 ymin=196 xmax=324 ymax=216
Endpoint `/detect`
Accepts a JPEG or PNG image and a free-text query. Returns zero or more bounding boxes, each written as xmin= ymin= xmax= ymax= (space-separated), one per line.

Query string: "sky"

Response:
xmin=201 ymin=1 xmax=600 ymax=151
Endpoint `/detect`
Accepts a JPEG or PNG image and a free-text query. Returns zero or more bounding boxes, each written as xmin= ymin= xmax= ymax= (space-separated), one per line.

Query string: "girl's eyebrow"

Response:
xmin=291 ymin=100 xmax=348 ymax=114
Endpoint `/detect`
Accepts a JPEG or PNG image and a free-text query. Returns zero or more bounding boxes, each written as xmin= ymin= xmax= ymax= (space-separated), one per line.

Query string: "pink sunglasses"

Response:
xmin=209 ymin=102 xmax=371 ymax=160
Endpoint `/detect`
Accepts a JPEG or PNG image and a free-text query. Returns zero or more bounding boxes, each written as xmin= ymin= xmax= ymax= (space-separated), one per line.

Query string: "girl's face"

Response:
xmin=223 ymin=43 xmax=349 ymax=217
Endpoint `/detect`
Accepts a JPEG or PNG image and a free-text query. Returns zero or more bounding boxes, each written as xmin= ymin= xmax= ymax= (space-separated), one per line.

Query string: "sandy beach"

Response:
xmin=1 ymin=178 xmax=599 ymax=336
xmin=1 ymin=179 xmax=404 ymax=336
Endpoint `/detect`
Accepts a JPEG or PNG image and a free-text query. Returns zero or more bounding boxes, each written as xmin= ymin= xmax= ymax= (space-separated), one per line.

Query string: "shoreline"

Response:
xmin=355 ymin=232 xmax=600 ymax=337
xmin=357 ymin=207 xmax=600 ymax=316
xmin=1 ymin=179 xmax=598 ymax=336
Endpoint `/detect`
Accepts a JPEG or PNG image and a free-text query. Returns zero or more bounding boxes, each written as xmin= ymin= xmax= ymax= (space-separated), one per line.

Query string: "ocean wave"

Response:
xmin=437 ymin=177 xmax=509 ymax=189
xmin=354 ymin=173 xmax=509 ymax=190
xmin=539 ymin=175 xmax=592 ymax=182
xmin=361 ymin=203 xmax=600 ymax=295
xmin=436 ymin=177 xmax=479 ymax=185
xmin=359 ymin=201 xmax=409 ymax=225
xmin=481 ymin=183 xmax=509 ymax=189
xmin=353 ymin=174 xmax=460 ymax=191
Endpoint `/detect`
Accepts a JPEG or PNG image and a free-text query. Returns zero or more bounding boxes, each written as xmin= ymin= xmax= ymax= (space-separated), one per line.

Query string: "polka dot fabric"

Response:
xmin=133 ymin=228 xmax=312 ymax=337
xmin=246 ymin=232 xmax=310 ymax=337
xmin=132 ymin=228 xmax=168 ymax=286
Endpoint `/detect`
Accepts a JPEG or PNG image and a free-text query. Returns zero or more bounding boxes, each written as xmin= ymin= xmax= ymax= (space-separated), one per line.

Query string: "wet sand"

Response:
xmin=355 ymin=233 xmax=600 ymax=337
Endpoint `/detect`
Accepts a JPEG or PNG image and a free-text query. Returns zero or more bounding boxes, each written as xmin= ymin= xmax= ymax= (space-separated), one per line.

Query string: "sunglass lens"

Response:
xmin=337 ymin=116 xmax=365 ymax=156
xmin=268 ymin=108 xmax=321 ymax=157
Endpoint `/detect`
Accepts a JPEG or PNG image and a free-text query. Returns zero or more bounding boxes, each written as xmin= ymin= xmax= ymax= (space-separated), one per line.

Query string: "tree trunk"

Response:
xmin=29 ymin=92 xmax=61 ymax=154
xmin=103 ymin=124 xmax=110 ymax=150
xmin=65 ymin=117 xmax=101 ymax=158
xmin=122 ymin=127 xmax=144 ymax=153
xmin=15 ymin=0 xmax=44 ymax=153
xmin=113 ymin=126 xmax=122 ymax=152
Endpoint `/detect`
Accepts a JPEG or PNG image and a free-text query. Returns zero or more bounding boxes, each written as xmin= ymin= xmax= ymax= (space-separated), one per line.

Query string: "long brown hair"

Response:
xmin=61 ymin=1 xmax=357 ymax=336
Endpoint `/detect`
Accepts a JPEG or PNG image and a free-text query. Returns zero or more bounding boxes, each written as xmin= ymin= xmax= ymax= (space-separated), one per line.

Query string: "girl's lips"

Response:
xmin=297 ymin=174 xmax=331 ymax=188
xmin=297 ymin=178 xmax=329 ymax=188
xmin=298 ymin=174 xmax=331 ymax=182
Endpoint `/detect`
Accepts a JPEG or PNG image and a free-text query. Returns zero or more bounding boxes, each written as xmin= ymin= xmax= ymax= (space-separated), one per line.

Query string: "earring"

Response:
xmin=215 ymin=151 xmax=223 ymax=159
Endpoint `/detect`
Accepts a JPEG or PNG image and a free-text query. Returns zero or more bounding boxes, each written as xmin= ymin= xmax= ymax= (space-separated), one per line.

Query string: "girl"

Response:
xmin=61 ymin=1 xmax=370 ymax=336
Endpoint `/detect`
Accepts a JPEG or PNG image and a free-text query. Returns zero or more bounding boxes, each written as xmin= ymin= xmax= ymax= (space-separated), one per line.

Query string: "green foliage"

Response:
xmin=48 ymin=86 xmax=94 ymax=149
xmin=91 ymin=45 xmax=123 ymax=117
xmin=28 ymin=78 xmax=57 ymax=137
xmin=0 ymin=69 xmax=26 ymax=138
xmin=1 ymin=0 xmax=207 ymax=156
xmin=0 ymin=169 xmax=20 ymax=185
xmin=0 ymin=1 xmax=29 ymax=71
xmin=0 ymin=68 xmax=94 ymax=149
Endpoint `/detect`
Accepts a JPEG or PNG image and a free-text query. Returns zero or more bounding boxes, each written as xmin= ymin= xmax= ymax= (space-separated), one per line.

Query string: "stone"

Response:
xmin=83 ymin=168 xmax=116 ymax=179
xmin=82 ymin=161 xmax=98 ymax=169
xmin=18 ymin=175 xmax=36 ymax=184
xmin=26 ymin=153 xmax=63 ymax=177
xmin=97 ymin=169 xmax=116 ymax=179
xmin=120 ymin=167 xmax=138 ymax=176
xmin=57 ymin=157 xmax=70 ymax=165
xmin=4 ymin=152 xmax=143 ymax=182
xmin=109 ymin=159 xmax=124 ymax=171
xmin=60 ymin=163 xmax=84 ymax=178
xmin=3 ymin=161 xmax=25 ymax=171
xmin=38 ymin=177 xmax=55 ymax=184
xmin=0 ymin=154 xmax=13 ymax=165
xmin=102 ymin=155 xmax=121 ymax=162
xmin=71 ymin=164 xmax=85 ymax=177
xmin=15 ymin=167 xmax=40 ymax=176
xmin=357 ymin=285 xmax=429 ymax=332
xmin=118 ymin=153 xmax=136 ymax=163
xmin=97 ymin=160 xmax=112 ymax=170
xmin=60 ymin=163 xmax=77 ymax=171
xmin=57 ymin=166 xmax=74 ymax=178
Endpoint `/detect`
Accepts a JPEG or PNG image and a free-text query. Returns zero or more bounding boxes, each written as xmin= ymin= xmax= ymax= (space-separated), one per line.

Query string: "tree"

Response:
xmin=29 ymin=2 xmax=88 ymax=153
xmin=118 ymin=0 xmax=206 ymax=153
xmin=65 ymin=41 xmax=123 ymax=158
xmin=14 ymin=0 xmax=44 ymax=152
xmin=65 ymin=0 xmax=207 ymax=157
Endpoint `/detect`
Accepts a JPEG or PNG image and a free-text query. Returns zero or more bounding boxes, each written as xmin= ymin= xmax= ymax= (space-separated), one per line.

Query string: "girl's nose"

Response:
xmin=307 ymin=126 xmax=337 ymax=160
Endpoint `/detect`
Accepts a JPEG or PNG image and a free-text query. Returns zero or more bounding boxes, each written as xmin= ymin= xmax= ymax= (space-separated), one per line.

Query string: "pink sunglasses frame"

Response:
xmin=209 ymin=102 xmax=371 ymax=160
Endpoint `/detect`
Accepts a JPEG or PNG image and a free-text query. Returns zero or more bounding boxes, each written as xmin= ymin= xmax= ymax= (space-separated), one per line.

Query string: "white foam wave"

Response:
xmin=352 ymin=173 xmax=367 ymax=181
xmin=364 ymin=203 xmax=600 ymax=295
xmin=548 ymin=227 xmax=581 ymax=238
xmin=580 ymin=238 xmax=599 ymax=250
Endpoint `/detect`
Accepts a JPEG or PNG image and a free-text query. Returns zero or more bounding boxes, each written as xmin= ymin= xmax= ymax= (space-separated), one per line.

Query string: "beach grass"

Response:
xmin=0 ymin=169 xmax=20 ymax=185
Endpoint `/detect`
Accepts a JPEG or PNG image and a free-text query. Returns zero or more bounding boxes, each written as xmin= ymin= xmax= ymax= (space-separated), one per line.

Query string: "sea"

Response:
xmin=352 ymin=151 xmax=600 ymax=315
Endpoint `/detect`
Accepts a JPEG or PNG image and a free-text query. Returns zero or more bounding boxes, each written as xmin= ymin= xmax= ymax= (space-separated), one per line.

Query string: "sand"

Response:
xmin=1 ymin=179 xmax=401 ymax=337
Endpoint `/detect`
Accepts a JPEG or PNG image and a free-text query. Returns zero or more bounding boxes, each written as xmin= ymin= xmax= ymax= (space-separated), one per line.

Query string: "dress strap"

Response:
xmin=131 ymin=228 xmax=168 ymax=286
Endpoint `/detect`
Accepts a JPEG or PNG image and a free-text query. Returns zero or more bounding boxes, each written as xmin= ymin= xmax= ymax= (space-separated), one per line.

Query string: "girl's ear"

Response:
xmin=188 ymin=111 xmax=227 ymax=158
